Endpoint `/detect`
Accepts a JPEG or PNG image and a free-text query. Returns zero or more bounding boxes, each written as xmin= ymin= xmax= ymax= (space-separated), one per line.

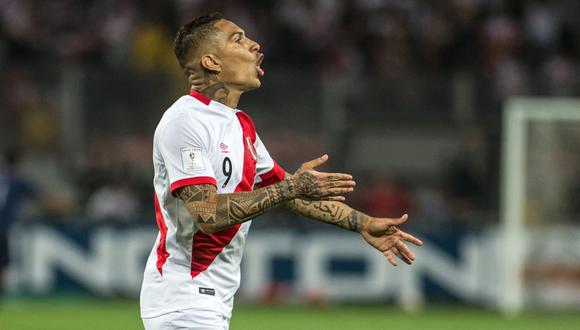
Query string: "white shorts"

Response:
xmin=142 ymin=308 xmax=230 ymax=330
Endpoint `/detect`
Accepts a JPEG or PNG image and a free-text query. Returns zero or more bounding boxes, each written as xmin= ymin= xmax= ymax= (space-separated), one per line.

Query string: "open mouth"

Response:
xmin=256 ymin=53 xmax=265 ymax=77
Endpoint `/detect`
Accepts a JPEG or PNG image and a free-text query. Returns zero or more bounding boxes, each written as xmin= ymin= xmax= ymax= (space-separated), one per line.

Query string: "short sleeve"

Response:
xmin=158 ymin=116 xmax=217 ymax=195
xmin=253 ymin=133 xmax=286 ymax=188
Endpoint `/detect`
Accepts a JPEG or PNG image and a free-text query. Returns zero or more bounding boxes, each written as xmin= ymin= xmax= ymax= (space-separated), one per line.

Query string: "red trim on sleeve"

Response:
xmin=255 ymin=161 xmax=286 ymax=188
xmin=154 ymin=193 xmax=169 ymax=276
xmin=190 ymin=111 xmax=258 ymax=279
xmin=189 ymin=89 xmax=211 ymax=105
xmin=170 ymin=177 xmax=217 ymax=195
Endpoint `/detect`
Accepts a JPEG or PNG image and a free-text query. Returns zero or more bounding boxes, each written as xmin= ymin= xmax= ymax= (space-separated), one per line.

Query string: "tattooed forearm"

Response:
xmin=178 ymin=185 xmax=217 ymax=226
xmin=177 ymin=179 xmax=298 ymax=233
xmin=178 ymin=185 xmax=216 ymax=203
xmin=285 ymin=199 xmax=368 ymax=232
xmin=216 ymin=179 xmax=296 ymax=230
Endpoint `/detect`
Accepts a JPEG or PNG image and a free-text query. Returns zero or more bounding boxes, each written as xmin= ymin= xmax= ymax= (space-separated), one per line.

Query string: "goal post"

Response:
xmin=500 ymin=97 xmax=580 ymax=314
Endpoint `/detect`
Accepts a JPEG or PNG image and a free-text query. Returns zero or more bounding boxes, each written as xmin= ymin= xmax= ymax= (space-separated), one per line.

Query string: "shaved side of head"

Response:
xmin=174 ymin=12 xmax=224 ymax=73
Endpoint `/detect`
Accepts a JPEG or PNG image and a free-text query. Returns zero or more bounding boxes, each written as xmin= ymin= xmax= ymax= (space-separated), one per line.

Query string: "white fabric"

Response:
xmin=142 ymin=307 xmax=230 ymax=330
xmin=253 ymin=134 xmax=277 ymax=186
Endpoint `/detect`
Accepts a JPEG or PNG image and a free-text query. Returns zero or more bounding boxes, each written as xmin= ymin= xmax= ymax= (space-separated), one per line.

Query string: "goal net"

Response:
xmin=501 ymin=98 xmax=580 ymax=313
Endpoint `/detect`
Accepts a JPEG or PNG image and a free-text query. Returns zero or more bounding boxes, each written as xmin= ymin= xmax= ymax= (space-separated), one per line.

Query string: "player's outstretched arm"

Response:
xmin=284 ymin=198 xmax=423 ymax=266
xmin=177 ymin=155 xmax=356 ymax=234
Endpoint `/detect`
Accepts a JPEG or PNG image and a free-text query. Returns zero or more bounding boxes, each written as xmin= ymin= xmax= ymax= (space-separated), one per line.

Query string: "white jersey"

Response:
xmin=140 ymin=90 xmax=285 ymax=319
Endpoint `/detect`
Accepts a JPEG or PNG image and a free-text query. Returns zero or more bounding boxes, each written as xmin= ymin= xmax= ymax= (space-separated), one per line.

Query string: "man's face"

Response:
xmin=212 ymin=20 xmax=264 ymax=91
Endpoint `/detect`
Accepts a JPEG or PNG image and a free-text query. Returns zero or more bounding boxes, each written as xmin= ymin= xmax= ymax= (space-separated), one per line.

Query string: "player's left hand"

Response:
xmin=359 ymin=214 xmax=423 ymax=266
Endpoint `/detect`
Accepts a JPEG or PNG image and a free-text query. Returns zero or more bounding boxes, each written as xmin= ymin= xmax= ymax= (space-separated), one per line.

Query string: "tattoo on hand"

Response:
xmin=294 ymin=172 xmax=324 ymax=198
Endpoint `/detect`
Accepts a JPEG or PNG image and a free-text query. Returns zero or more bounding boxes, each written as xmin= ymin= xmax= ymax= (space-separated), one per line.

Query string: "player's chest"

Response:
xmin=210 ymin=119 xmax=257 ymax=191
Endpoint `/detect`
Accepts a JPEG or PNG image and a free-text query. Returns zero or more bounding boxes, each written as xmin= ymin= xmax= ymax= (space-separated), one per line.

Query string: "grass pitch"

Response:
xmin=1 ymin=297 xmax=579 ymax=330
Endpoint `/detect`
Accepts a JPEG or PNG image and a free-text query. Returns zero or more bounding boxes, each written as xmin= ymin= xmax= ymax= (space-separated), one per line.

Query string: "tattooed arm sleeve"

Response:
xmin=176 ymin=166 xmax=355 ymax=233
xmin=284 ymin=199 xmax=369 ymax=233
xmin=279 ymin=171 xmax=367 ymax=232
xmin=177 ymin=179 xmax=297 ymax=233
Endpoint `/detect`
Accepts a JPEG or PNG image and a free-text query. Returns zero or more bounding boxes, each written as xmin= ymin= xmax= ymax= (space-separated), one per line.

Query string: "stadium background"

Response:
xmin=1 ymin=0 xmax=580 ymax=329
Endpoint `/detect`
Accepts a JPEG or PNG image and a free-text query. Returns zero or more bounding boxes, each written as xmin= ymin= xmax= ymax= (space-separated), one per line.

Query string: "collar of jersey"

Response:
xmin=189 ymin=89 xmax=241 ymax=114
xmin=189 ymin=89 xmax=211 ymax=105
xmin=189 ymin=88 xmax=238 ymax=111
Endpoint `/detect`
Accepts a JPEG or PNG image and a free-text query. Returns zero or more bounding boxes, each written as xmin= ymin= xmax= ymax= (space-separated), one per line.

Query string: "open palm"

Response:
xmin=360 ymin=214 xmax=423 ymax=266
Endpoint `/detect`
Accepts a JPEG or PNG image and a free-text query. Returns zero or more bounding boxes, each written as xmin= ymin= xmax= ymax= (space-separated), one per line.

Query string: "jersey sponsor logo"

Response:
xmin=180 ymin=147 xmax=205 ymax=172
xmin=199 ymin=287 xmax=216 ymax=296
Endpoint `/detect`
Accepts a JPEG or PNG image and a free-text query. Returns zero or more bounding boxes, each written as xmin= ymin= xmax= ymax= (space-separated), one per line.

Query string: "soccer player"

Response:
xmin=140 ymin=13 xmax=423 ymax=330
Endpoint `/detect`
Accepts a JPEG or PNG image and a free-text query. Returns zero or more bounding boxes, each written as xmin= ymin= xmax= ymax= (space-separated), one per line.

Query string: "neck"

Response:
xmin=197 ymin=72 xmax=241 ymax=108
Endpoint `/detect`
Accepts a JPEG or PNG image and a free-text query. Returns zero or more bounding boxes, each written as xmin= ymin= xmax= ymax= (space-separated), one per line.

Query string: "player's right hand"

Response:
xmin=290 ymin=154 xmax=356 ymax=201
xmin=359 ymin=214 xmax=423 ymax=266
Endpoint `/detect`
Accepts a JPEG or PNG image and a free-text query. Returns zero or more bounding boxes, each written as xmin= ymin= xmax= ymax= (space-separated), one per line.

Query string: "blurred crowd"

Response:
xmin=1 ymin=0 xmax=578 ymax=90
xmin=1 ymin=0 xmax=579 ymax=230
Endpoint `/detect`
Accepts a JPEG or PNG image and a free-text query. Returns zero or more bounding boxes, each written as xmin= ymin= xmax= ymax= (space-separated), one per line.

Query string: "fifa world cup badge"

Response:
xmin=180 ymin=147 xmax=205 ymax=172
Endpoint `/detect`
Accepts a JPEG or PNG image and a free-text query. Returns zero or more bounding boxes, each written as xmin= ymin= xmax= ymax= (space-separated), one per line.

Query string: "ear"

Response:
xmin=200 ymin=54 xmax=221 ymax=74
